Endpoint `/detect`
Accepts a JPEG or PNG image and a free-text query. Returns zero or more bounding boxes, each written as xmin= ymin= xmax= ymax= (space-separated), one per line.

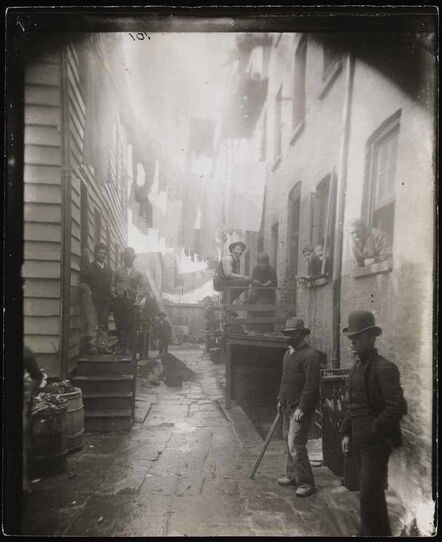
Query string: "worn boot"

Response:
xmin=277 ymin=476 xmax=297 ymax=487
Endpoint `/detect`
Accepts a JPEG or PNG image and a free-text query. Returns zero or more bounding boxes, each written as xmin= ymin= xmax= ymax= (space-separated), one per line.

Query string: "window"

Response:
xmin=271 ymin=223 xmax=279 ymax=271
xmin=322 ymin=43 xmax=340 ymax=81
xmin=287 ymin=183 xmax=302 ymax=277
xmin=273 ymin=87 xmax=282 ymax=160
xmin=310 ymin=174 xmax=335 ymax=278
xmin=293 ymin=36 xmax=307 ymax=129
xmin=364 ymin=112 xmax=400 ymax=251
xmin=311 ymin=176 xmax=330 ymax=249
xmin=94 ymin=208 xmax=101 ymax=246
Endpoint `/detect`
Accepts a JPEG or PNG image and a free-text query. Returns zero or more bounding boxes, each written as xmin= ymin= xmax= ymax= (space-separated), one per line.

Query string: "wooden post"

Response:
xmin=59 ymin=47 xmax=72 ymax=379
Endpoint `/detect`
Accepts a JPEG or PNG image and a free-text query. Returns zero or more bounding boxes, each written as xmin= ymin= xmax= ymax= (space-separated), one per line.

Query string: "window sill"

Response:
xmin=319 ymin=60 xmax=343 ymax=100
xmin=272 ymin=154 xmax=282 ymax=172
xmin=290 ymin=120 xmax=305 ymax=146
xmin=352 ymin=260 xmax=393 ymax=278
xmin=305 ymin=276 xmax=328 ymax=288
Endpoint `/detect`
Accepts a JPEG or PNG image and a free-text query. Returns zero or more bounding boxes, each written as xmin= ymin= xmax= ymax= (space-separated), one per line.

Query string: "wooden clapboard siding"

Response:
xmin=23 ymin=53 xmax=63 ymax=376
xmin=25 ymin=61 xmax=60 ymax=86
xmin=24 ymin=316 xmax=60 ymax=336
xmin=24 ymin=184 xmax=61 ymax=205
xmin=25 ymin=105 xmax=60 ymax=126
xmin=24 ymin=298 xmax=60 ymax=317
xmin=24 ymin=223 xmax=61 ymax=243
xmin=24 ymin=125 xmax=61 ymax=147
xmin=24 ymin=203 xmax=61 ymax=223
xmin=25 ymin=145 xmax=61 ymax=166
xmin=22 ymin=260 xmax=61 ymax=279
xmin=63 ymin=41 xmax=127 ymax=362
xmin=24 ymin=278 xmax=60 ymax=299
xmin=25 ymin=335 xmax=60 ymax=355
xmin=24 ymin=240 xmax=61 ymax=261
xmin=25 ymin=85 xmax=61 ymax=108
xmin=24 ymin=164 xmax=61 ymax=185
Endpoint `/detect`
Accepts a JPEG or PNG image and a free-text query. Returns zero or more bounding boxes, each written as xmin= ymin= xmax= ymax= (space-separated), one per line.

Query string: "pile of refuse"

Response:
xmin=32 ymin=393 xmax=67 ymax=416
xmin=43 ymin=379 xmax=76 ymax=395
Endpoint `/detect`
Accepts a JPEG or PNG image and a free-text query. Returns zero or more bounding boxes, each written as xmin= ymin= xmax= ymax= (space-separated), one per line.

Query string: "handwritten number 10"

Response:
xmin=129 ymin=33 xmax=150 ymax=41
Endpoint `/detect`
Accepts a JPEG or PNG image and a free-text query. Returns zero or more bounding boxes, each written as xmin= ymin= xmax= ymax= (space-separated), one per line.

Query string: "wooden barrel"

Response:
xmin=28 ymin=404 xmax=68 ymax=477
xmin=58 ymin=388 xmax=84 ymax=454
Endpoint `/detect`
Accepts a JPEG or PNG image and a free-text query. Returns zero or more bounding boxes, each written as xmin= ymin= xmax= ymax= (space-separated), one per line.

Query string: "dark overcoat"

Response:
xmin=340 ymin=349 xmax=407 ymax=448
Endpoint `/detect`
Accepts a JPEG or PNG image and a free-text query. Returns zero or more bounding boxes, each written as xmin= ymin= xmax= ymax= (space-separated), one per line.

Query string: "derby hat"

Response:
xmin=281 ymin=317 xmax=310 ymax=335
xmin=342 ymin=310 xmax=382 ymax=337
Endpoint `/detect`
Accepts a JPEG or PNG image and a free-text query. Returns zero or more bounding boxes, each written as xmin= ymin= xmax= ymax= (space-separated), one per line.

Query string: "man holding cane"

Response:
xmin=276 ymin=318 xmax=322 ymax=497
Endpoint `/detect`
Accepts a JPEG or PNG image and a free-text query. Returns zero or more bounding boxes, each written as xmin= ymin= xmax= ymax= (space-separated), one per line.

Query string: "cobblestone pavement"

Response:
xmin=22 ymin=345 xmax=406 ymax=537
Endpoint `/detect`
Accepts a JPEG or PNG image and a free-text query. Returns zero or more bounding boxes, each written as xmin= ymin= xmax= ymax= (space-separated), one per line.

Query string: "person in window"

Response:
xmin=297 ymin=244 xmax=323 ymax=282
xmin=340 ymin=311 xmax=407 ymax=537
xmin=112 ymin=247 xmax=149 ymax=355
xmin=80 ymin=243 xmax=114 ymax=355
xmin=347 ymin=218 xmax=391 ymax=267
xmin=249 ymin=253 xmax=278 ymax=332
xmin=212 ymin=237 xmax=250 ymax=303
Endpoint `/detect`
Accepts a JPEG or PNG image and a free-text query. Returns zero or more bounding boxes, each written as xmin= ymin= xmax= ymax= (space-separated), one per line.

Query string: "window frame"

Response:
xmin=362 ymin=110 xmax=401 ymax=251
xmin=273 ymin=85 xmax=283 ymax=163
xmin=292 ymin=35 xmax=307 ymax=131
xmin=287 ymin=182 xmax=302 ymax=279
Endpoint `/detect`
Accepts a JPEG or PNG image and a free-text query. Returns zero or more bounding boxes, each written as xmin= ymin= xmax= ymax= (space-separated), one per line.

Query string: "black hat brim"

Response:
xmin=342 ymin=325 xmax=382 ymax=337
xmin=282 ymin=328 xmax=310 ymax=335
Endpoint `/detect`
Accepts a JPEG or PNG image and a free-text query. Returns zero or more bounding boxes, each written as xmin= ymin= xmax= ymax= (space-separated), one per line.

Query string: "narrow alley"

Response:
xmin=22 ymin=345 xmax=407 ymax=537
xmin=4 ymin=6 xmax=436 ymax=538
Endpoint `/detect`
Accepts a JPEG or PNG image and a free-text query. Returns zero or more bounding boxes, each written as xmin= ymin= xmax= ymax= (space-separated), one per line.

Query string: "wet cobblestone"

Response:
xmin=22 ymin=345 xmax=406 ymax=536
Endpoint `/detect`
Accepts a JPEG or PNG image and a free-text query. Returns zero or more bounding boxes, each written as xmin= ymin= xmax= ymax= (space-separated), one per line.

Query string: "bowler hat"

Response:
xmin=342 ymin=310 xmax=382 ymax=337
xmin=282 ymin=317 xmax=310 ymax=335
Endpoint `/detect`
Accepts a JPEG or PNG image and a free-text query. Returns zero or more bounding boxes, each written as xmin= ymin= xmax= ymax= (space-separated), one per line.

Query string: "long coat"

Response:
xmin=113 ymin=265 xmax=147 ymax=301
xmin=340 ymin=349 xmax=407 ymax=448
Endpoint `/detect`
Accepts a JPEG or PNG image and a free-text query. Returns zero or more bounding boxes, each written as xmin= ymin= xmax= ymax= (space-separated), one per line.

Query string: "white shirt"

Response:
xmin=96 ymin=261 xmax=105 ymax=270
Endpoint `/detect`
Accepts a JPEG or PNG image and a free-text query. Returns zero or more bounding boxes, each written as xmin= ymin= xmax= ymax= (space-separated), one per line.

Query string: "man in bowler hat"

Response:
xmin=340 ymin=310 xmax=407 ymax=537
xmin=276 ymin=317 xmax=324 ymax=497
xmin=112 ymin=247 xmax=148 ymax=355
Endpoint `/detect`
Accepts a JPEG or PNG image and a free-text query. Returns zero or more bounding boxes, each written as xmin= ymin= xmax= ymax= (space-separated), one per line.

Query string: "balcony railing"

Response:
xmin=206 ymin=285 xmax=297 ymax=339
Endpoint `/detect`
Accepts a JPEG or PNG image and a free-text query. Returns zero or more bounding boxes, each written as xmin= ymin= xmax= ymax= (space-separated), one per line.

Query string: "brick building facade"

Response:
xmin=228 ymin=32 xmax=435 ymax=532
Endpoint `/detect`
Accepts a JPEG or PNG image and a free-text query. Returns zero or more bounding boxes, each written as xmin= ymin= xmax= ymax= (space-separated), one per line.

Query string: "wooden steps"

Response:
xmin=71 ymin=355 xmax=137 ymax=432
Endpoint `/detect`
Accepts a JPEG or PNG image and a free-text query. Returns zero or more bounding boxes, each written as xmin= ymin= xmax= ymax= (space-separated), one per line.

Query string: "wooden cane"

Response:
xmin=249 ymin=410 xmax=281 ymax=479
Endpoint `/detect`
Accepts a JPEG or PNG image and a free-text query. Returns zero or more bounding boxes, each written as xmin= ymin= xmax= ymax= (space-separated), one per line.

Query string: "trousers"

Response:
xmin=113 ymin=297 xmax=136 ymax=349
xmin=285 ymin=409 xmax=315 ymax=487
xmin=351 ymin=415 xmax=392 ymax=536
xmin=159 ymin=337 xmax=169 ymax=355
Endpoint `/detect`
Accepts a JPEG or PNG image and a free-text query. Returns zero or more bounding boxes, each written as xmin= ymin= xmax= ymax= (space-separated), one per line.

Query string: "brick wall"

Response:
xmin=248 ymin=34 xmax=435 ymax=533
